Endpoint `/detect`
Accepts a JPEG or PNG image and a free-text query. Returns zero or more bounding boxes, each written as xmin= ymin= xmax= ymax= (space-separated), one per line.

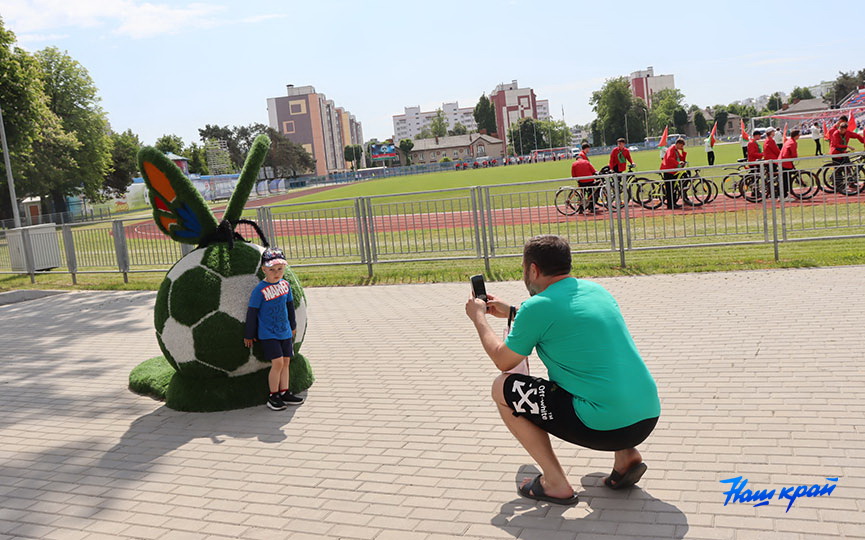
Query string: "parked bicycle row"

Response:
xmin=555 ymin=157 xmax=865 ymax=217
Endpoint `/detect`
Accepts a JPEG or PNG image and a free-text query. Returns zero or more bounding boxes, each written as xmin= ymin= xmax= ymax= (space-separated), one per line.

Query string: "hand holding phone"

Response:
xmin=470 ymin=274 xmax=487 ymax=302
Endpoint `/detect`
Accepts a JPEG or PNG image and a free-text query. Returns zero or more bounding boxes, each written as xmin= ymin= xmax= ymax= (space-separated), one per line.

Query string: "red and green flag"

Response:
xmin=709 ymin=122 xmax=717 ymax=147
xmin=658 ymin=126 xmax=669 ymax=147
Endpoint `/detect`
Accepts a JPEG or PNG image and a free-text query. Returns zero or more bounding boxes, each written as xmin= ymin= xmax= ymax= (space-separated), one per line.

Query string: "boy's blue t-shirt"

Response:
xmin=248 ymin=279 xmax=294 ymax=340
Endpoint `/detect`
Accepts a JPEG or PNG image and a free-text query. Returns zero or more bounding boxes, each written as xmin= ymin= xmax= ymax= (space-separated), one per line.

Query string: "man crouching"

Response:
xmin=464 ymin=234 xmax=660 ymax=505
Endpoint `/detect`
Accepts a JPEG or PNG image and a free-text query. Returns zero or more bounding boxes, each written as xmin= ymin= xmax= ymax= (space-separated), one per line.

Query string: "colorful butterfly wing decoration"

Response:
xmin=138 ymin=147 xmax=218 ymax=244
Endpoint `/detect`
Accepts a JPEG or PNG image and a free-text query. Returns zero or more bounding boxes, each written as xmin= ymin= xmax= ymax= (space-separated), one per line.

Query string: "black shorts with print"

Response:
xmin=502 ymin=373 xmax=658 ymax=451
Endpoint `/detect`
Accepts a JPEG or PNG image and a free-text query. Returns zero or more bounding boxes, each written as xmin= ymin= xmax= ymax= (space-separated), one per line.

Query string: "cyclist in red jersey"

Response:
xmin=660 ymin=138 xmax=687 ymax=209
xmin=571 ymin=147 xmax=599 ymax=212
xmin=609 ymin=138 xmax=634 ymax=173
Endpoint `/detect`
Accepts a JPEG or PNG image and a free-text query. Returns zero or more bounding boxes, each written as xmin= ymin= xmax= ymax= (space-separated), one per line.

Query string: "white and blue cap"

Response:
xmin=261 ymin=247 xmax=287 ymax=267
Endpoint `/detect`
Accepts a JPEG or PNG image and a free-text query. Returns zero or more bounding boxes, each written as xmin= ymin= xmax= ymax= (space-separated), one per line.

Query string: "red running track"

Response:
xmin=125 ymin=190 xmax=861 ymax=240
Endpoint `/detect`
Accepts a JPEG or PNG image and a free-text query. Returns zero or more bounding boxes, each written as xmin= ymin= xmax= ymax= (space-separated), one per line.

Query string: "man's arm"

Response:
xmin=465 ymin=298 xmax=526 ymax=372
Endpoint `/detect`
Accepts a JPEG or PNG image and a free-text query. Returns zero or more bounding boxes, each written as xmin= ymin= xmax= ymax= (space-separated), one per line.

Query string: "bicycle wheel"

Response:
xmin=636 ymin=180 xmax=664 ymax=209
xmin=554 ymin=187 xmax=582 ymax=216
xmin=790 ymin=170 xmax=817 ymax=200
xmin=818 ymin=163 xmax=836 ymax=193
xmin=682 ymin=177 xmax=711 ymax=207
xmin=739 ymin=175 xmax=764 ymax=203
xmin=836 ymin=164 xmax=863 ymax=196
xmin=721 ymin=173 xmax=744 ymax=199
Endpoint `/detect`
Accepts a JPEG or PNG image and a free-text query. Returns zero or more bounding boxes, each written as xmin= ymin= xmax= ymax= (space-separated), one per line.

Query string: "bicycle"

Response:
xmin=720 ymin=159 xmax=751 ymax=199
xmin=554 ymin=183 xmax=605 ymax=216
xmin=738 ymin=166 xmax=817 ymax=202
xmin=816 ymin=154 xmax=864 ymax=196
xmin=634 ymin=164 xmax=717 ymax=209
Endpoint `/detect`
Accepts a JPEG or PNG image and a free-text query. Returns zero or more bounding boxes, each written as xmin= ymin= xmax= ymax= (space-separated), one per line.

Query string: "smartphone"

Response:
xmin=470 ymin=274 xmax=487 ymax=302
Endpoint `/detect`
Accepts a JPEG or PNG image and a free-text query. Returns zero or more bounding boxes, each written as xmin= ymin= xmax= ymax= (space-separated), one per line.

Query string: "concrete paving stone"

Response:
xmin=1 ymin=269 xmax=863 ymax=538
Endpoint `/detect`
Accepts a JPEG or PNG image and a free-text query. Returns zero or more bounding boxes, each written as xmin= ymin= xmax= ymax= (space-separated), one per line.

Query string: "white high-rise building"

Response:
xmin=393 ymin=102 xmax=478 ymax=140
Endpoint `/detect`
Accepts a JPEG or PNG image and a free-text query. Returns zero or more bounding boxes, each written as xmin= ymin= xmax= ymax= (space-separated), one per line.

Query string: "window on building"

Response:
xmin=282 ymin=121 xmax=296 ymax=135
xmin=288 ymin=100 xmax=307 ymax=115
xmin=453 ymin=150 xmax=458 ymax=157
xmin=478 ymin=145 xmax=485 ymax=155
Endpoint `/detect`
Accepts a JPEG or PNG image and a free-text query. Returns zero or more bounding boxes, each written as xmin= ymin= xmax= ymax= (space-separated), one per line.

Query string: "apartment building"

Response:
xmin=392 ymin=102 xmax=478 ymax=140
xmin=266 ymin=84 xmax=364 ymax=176
xmin=629 ymin=66 xmax=675 ymax=108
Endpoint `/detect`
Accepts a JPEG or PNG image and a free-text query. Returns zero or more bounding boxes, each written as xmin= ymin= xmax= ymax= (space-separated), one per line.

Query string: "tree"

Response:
xmin=263 ymin=126 xmax=314 ymax=178
xmin=790 ymin=86 xmax=814 ymax=102
xmin=713 ymin=108 xmax=729 ymax=135
xmin=185 ymin=142 xmax=208 ymax=175
xmin=507 ymin=117 xmax=546 ymax=154
xmin=827 ymin=69 xmax=865 ymax=106
xmin=693 ymin=111 xmax=708 ymax=135
xmin=344 ymin=144 xmax=363 ymax=169
xmin=154 ymin=134 xmax=184 ymax=155
xmin=536 ymin=119 xmax=572 ymax=148
xmin=647 ymin=88 xmax=686 ymax=136
xmin=0 ymin=19 xmax=55 ymax=219
xmin=33 ymin=46 xmax=111 ymax=213
xmin=398 ymin=139 xmax=414 ymax=165
xmin=590 ymin=77 xmax=648 ymax=143
xmin=473 ymin=94 xmax=497 ymax=134
xmin=430 ymin=109 xmax=448 ymax=138
xmin=766 ymin=92 xmax=783 ymax=112
xmin=673 ymin=108 xmax=689 ymax=134
xmin=104 ymin=129 xmax=140 ymax=196
xmin=198 ymin=124 xmax=242 ymax=168
xmin=414 ymin=127 xmax=432 ymax=140
xmin=448 ymin=122 xmax=467 ymax=136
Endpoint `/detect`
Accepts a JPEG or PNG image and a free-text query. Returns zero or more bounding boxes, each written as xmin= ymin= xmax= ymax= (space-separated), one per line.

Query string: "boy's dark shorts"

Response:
xmin=260 ymin=339 xmax=293 ymax=361
xmin=502 ymin=373 xmax=658 ymax=451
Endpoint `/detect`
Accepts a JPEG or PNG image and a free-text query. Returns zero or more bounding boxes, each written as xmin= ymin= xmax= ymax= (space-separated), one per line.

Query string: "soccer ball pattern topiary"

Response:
xmin=131 ymin=134 xmax=313 ymax=411
xmin=155 ymin=241 xmax=308 ymax=379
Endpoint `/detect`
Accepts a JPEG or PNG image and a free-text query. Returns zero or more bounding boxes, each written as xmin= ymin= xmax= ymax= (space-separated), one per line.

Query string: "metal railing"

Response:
xmin=1 ymin=151 xmax=862 ymax=282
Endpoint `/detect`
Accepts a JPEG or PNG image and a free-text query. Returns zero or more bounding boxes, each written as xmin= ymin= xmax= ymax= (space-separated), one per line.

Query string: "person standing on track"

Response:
xmin=571 ymin=145 xmax=599 ymax=213
xmin=779 ymin=129 xmax=800 ymax=201
xmin=660 ymin=138 xmax=687 ymax=209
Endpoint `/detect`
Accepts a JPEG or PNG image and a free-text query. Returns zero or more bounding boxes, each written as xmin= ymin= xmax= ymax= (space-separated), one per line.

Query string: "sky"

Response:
xmin=3 ymin=0 xmax=863 ymax=147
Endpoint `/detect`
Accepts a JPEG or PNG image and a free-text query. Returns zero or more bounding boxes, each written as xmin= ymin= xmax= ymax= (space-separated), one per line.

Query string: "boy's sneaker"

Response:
xmin=280 ymin=392 xmax=304 ymax=405
xmin=267 ymin=394 xmax=287 ymax=411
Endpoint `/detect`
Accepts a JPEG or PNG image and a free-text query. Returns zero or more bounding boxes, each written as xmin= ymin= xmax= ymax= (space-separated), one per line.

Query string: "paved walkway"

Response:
xmin=0 ymin=267 xmax=863 ymax=540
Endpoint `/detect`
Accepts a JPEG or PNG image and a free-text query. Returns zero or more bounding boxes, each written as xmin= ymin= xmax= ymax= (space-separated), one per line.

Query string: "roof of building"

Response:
xmin=782 ymin=98 xmax=829 ymax=114
xmin=409 ymin=133 xmax=502 ymax=151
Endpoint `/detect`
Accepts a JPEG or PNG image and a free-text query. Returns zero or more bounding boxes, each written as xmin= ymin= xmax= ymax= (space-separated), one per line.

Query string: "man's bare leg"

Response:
xmin=492 ymin=373 xmax=574 ymax=498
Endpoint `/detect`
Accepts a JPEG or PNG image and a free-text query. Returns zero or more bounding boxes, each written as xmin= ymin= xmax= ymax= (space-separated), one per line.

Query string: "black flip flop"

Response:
xmin=604 ymin=462 xmax=648 ymax=490
xmin=517 ymin=474 xmax=579 ymax=505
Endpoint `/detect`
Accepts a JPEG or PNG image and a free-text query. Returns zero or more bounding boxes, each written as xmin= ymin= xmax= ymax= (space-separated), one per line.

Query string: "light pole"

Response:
xmin=0 ymin=104 xmax=22 ymax=228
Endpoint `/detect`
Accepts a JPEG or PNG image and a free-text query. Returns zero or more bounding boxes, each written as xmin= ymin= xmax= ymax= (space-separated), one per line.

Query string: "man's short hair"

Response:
xmin=839 ymin=122 xmax=848 ymax=129
xmin=675 ymin=137 xmax=685 ymax=144
xmin=790 ymin=129 xmax=800 ymax=138
xmin=617 ymin=138 xmax=626 ymax=144
xmin=523 ymin=235 xmax=571 ymax=277
xmin=840 ymin=115 xmax=848 ymax=122
xmin=581 ymin=143 xmax=591 ymax=149
xmin=752 ymin=130 xmax=761 ymax=137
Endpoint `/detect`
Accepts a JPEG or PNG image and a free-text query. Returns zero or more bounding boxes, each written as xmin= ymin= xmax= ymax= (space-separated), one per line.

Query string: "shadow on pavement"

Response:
xmin=490 ymin=466 xmax=688 ymax=540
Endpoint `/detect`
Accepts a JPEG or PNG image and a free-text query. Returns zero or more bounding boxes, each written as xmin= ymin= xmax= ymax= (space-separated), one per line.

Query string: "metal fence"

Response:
xmin=2 ymin=151 xmax=863 ymax=282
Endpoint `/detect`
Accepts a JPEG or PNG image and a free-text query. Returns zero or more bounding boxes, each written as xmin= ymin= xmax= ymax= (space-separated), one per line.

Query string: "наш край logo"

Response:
xmin=720 ymin=476 xmax=838 ymax=512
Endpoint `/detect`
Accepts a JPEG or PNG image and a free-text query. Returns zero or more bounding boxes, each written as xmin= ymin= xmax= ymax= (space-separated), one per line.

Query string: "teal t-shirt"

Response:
xmin=504 ymin=278 xmax=660 ymax=430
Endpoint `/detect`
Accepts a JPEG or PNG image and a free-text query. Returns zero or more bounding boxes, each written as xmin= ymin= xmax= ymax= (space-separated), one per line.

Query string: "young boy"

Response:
xmin=244 ymin=247 xmax=304 ymax=410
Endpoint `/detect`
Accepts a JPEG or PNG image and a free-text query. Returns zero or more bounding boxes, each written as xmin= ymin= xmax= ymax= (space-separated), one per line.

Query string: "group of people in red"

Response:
xmin=746 ymin=115 xmax=863 ymax=198
xmin=569 ymin=138 xmax=635 ymax=213
xmin=570 ymin=114 xmax=863 ymax=212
